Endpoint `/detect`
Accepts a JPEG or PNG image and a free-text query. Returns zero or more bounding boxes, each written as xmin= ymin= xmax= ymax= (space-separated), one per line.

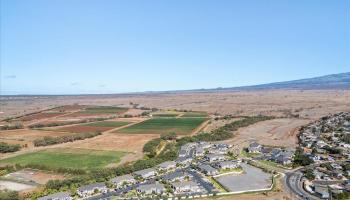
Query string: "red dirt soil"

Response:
xmin=19 ymin=113 xmax=64 ymax=121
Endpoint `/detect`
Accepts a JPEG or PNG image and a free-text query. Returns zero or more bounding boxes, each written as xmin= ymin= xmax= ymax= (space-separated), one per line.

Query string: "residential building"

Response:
xmin=110 ymin=174 xmax=136 ymax=188
xmin=215 ymin=160 xmax=239 ymax=169
xmin=77 ymin=183 xmax=107 ymax=198
xmin=248 ymin=142 xmax=262 ymax=153
xmin=136 ymin=183 xmax=165 ymax=195
xmin=171 ymin=181 xmax=201 ymax=194
xmin=179 ymin=149 xmax=188 ymax=157
xmin=314 ymin=184 xmax=330 ymax=199
xmin=204 ymin=153 xmax=226 ymax=162
xmin=134 ymin=168 xmax=156 ymax=179
xmin=163 ymin=171 xmax=190 ymax=182
xmin=176 ymin=156 xmax=193 ymax=166
xmin=198 ymin=164 xmax=218 ymax=176
xmin=157 ymin=161 xmax=176 ymax=171
xmin=195 ymin=147 xmax=204 ymax=157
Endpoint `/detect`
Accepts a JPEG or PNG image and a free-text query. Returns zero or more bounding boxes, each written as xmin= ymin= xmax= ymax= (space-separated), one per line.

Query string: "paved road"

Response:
xmin=284 ymin=171 xmax=320 ymax=200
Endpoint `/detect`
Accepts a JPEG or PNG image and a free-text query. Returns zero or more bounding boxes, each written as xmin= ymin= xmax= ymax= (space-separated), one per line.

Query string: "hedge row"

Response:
xmin=33 ymin=132 xmax=101 ymax=147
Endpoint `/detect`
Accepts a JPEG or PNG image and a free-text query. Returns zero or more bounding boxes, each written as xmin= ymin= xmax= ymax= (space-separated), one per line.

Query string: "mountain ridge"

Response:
xmin=197 ymin=72 xmax=350 ymax=92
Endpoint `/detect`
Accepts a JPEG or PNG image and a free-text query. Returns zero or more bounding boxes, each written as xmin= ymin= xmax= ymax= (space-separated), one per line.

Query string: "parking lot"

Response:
xmin=215 ymin=163 xmax=271 ymax=192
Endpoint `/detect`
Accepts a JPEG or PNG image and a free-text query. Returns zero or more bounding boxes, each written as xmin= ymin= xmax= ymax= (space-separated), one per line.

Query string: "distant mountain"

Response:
xmin=206 ymin=72 xmax=350 ymax=91
xmin=243 ymin=72 xmax=350 ymax=90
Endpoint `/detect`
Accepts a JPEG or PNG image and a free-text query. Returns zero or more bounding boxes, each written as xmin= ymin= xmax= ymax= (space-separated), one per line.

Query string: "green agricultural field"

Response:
xmin=0 ymin=148 xmax=126 ymax=170
xmin=80 ymin=106 xmax=128 ymax=114
xmin=116 ymin=117 xmax=208 ymax=135
xmin=85 ymin=121 xmax=131 ymax=127
xmin=181 ymin=112 xmax=208 ymax=117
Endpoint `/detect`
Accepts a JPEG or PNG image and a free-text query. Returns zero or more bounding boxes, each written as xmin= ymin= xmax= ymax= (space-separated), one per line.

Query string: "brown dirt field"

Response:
xmin=0 ymin=129 xmax=72 ymax=145
xmin=225 ymin=118 xmax=312 ymax=151
xmin=0 ymin=129 xmax=71 ymax=141
xmin=19 ymin=113 xmax=64 ymax=121
xmin=63 ymin=112 xmax=113 ymax=118
xmin=56 ymin=125 xmax=112 ymax=133
xmin=107 ymin=117 xmax=146 ymax=123
xmin=29 ymin=118 xmax=81 ymax=126
xmin=63 ymin=133 xmax=159 ymax=153
xmin=122 ymin=108 xmax=147 ymax=116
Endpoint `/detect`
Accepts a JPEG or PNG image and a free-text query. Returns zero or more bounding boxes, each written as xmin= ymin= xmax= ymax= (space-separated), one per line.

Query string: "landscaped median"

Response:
xmin=216 ymin=167 xmax=244 ymax=176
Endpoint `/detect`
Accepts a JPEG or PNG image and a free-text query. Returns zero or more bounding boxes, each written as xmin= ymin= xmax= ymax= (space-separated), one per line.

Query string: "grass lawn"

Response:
xmin=258 ymin=160 xmax=292 ymax=170
xmin=79 ymin=106 xmax=128 ymax=114
xmin=0 ymin=148 xmax=126 ymax=170
xmin=209 ymin=177 xmax=228 ymax=192
xmin=219 ymin=167 xmax=243 ymax=174
xmin=181 ymin=112 xmax=208 ymax=117
xmin=116 ymin=117 xmax=208 ymax=135
xmin=85 ymin=121 xmax=131 ymax=127
xmin=241 ymin=150 xmax=261 ymax=158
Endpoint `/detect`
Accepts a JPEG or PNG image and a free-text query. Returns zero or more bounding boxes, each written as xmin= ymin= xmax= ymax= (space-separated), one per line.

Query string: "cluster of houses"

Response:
xmin=298 ymin=112 xmax=350 ymax=162
xmin=304 ymin=162 xmax=350 ymax=199
xmin=298 ymin=112 xmax=350 ymax=198
xmin=247 ymin=142 xmax=295 ymax=166
xmin=38 ymin=141 xmax=241 ymax=199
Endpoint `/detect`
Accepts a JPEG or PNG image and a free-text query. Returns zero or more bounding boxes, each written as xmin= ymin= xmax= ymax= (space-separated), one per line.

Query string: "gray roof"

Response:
xmin=78 ymin=182 xmax=106 ymax=192
xmin=38 ymin=192 xmax=71 ymax=200
xmin=134 ymin=168 xmax=156 ymax=176
xmin=163 ymin=171 xmax=187 ymax=181
xmin=179 ymin=150 xmax=187 ymax=155
xmin=158 ymin=161 xmax=176 ymax=169
xmin=198 ymin=164 xmax=217 ymax=172
xmin=176 ymin=156 xmax=193 ymax=163
xmin=314 ymin=184 xmax=330 ymax=196
xmin=205 ymin=153 xmax=225 ymax=159
xmin=137 ymin=183 xmax=165 ymax=192
xmin=249 ymin=142 xmax=261 ymax=148
xmin=110 ymin=174 xmax=135 ymax=184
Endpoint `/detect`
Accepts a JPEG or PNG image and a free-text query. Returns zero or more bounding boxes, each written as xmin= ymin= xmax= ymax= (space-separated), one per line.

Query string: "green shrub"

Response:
xmin=33 ymin=132 xmax=101 ymax=147
xmin=0 ymin=142 xmax=21 ymax=153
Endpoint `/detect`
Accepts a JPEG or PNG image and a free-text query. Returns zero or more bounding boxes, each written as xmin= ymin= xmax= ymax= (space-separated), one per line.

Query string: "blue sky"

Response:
xmin=1 ymin=0 xmax=349 ymax=95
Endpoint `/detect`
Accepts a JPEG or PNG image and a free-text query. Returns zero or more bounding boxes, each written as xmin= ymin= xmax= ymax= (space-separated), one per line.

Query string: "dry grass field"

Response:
xmin=1 ymin=90 xmax=349 ymax=169
xmin=0 ymin=129 xmax=73 ymax=149
xmin=1 ymin=90 xmax=350 ymax=120
xmin=63 ymin=133 xmax=159 ymax=153
xmin=224 ymin=118 xmax=312 ymax=151
xmin=202 ymin=118 xmax=242 ymax=132
xmin=61 ymin=133 xmax=159 ymax=164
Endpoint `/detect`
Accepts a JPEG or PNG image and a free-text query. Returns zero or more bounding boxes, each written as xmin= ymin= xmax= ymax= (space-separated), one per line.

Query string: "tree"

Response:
xmin=0 ymin=142 xmax=21 ymax=153
xmin=293 ymin=148 xmax=313 ymax=166
xmin=304 ymin=168 xmax=315 ymax=180
xmin=160 ymin=132 xmax=177 ymax=140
